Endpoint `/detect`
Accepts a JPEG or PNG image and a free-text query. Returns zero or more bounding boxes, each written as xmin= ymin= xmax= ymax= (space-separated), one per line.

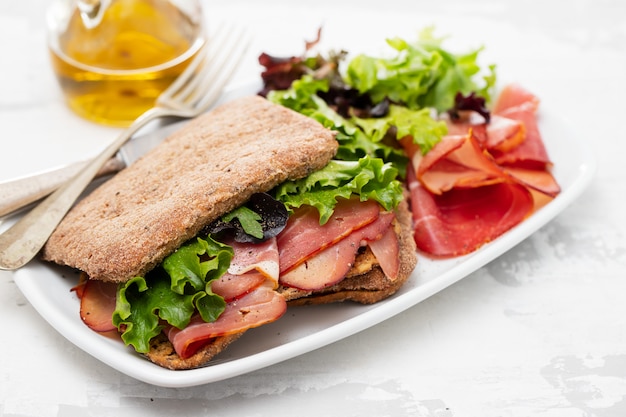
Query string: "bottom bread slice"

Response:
xmin=145 ymin=332 xmax=244 ymax=370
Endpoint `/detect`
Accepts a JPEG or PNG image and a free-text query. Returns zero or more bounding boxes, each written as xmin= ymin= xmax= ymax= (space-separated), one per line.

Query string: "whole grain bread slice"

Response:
xmin=145 ymin=332 xmax=244 ymax=370
xmin=42 ymin=96 xmax=338 ymax=283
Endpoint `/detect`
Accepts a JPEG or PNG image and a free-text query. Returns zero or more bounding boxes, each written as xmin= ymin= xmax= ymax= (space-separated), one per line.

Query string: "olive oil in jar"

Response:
xmin=47 ymin=0 xmax=205 ymax=126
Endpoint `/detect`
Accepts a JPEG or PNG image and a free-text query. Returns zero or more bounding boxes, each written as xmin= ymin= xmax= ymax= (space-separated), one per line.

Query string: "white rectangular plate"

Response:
xmin=12 ymin=72 xmax=596 ymax=387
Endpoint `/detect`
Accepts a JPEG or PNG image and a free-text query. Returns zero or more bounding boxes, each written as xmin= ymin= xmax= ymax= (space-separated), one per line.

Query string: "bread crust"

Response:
xmin=144 ymin=332 xmax=244 ymax=370
xmin=42 ymin=96 xmax=338 ymax=283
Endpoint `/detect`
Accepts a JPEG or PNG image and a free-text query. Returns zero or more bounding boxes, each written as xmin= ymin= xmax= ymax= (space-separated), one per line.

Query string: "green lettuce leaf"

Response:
xmin=353 ymin=104 xmax=448 ymax=155
xmin=267 ymin=75 xmax=329 ymax=113
xmin=274 ymin=156 xmax=404 ymax=224
xmin=345 ymin=38 xmax=441 ymax=108
xmin=344 ymin=28 xmax=496 ymax=112
xmin=112 ymin=236 xmax=232 ymax=353
xmin=267 ymin=75 xmax=409 ymax=172
xmin=221 ymin=206 xmax=264 ymax=239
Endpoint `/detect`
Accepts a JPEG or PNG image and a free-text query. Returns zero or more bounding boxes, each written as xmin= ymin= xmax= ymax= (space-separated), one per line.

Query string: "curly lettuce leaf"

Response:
xmin=112 ymin=275 xmax=193 ymax=353
xmin=267 ymin=75 xmax=408 ymax=171
xmin=353 ymin=104 xmax=448 ymax=155
xmin=274 ymin=156 xmax=404 ymax=224
xmin=344 ymin=28 xmax=496 ymax=112
xmin=345 ymin=38 xmax=441 ymax=108
xmin=112 ymin=236 xmax=232 ymax=353
xmin=267 ymin=75 xmax=329 ymax=113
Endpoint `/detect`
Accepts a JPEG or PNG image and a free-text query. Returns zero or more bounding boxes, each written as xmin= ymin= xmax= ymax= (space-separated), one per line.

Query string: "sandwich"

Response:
xmin=42 ymin=95 xmax=417 ymax=370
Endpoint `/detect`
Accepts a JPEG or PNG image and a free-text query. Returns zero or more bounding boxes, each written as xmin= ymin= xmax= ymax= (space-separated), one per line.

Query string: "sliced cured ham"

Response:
xmin=166 ymin=281 xmax=287 ymax=359
xmin=491 ymin=85 xmax=560 ymax=200
xmin=411 ymin=132 xmax=508 ymax=195
xmin=444 ymin=114 xmax=525 ymax=153
xmin=485 ymin=115 xmax=526 ymax=152
xmin=279 ymin=236 xmax=358 ymax=291
xmin=502 ymin=166 xmax=560 ymax=199
xmin=366 ymin=225 xmax=400 ymax=280
xmin=210 ymin=271 xmax=268 ymax=302
xmin=493 ymin=83 xmax=540 ymax=114
xmin=223 ymin=237 xmax=280 ymax=286
xmin=77 ymin=279 xmax=118 ymax=332
xmin=211 ymin=237 xmax=281 ymax=301
xmin=407 ymin=166 xmax=533 ymax=257
xmin=404 ymin=83 xmax=559 ymax=257
xmin=491 ymin=102 xmax=552 ymax=169
xmin=277 ymin=197 xmax=381 ymax=274
xmin=491 ymin=84 xmax=551 ymax=169
xmin=279 ymin=211 xmax=396 ymax=290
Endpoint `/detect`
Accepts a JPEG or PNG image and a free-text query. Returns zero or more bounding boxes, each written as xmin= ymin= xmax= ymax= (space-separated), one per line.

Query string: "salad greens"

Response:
xmin=263 ymin=28 xmax=496 ymax=223
xmin=345 ymin=29 xmax=496 ymax=112
xmin=112 ymin=236 xmax=232 ymax=353
xmin=274 ymin=157 xmax=403 ymax=225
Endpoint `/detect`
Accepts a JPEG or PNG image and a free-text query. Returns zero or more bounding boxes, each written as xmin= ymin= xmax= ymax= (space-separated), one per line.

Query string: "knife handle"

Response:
xmin=0 ymin=157 xmax=125 ymax=218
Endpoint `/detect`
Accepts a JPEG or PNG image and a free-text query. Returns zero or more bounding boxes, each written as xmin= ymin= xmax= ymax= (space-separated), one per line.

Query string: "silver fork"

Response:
xmin=0 ymin=22 xmax=251 ymax=270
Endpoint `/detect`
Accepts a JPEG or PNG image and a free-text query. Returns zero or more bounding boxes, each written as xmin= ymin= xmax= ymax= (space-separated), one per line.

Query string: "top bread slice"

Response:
xmin=42 ymin=95 xmax=338 ymax=283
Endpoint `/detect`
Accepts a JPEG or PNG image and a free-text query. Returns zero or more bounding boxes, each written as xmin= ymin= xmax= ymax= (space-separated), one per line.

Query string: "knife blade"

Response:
xmin=0 ymin=119 xmax=187 ymax=218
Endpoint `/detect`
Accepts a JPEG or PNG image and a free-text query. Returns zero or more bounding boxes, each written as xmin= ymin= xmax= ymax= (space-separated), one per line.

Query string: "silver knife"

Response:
xmin=0 ymin=119 xmax=187 ymax=218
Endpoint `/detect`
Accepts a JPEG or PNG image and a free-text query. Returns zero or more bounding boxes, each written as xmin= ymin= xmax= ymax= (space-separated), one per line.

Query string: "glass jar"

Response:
xmin=47 ymin=0 xmax=206 ymax=126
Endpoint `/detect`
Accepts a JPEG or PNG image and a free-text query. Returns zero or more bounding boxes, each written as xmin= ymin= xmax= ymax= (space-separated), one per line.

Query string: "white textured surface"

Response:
xmin=1 ymin=1 xmax=625 ymax=416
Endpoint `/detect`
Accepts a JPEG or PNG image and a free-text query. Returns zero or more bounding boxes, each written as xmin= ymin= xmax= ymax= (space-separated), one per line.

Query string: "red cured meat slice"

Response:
xmin=166 ymin=281 xmax=286 ymax=359
xmin=210 ymin=237 xmax=281 ymax=301
xmin=503 ymin=166 xmax=560 ymax=198
xmin=492 ymin=84 xmax=551 ymax=169
xmin=277 ymin=197 xmax=381 ymax=274
xmin=411 ymin=132 xmax=507 ymax=195
xmin=222 ymin=237 xmax=280 ymax=286
xmin=78 ymin=279 xmax=118 ymax=332
xmin=211 ymin=270 xmax=268 ymax=302
xmin=501 ymin=166 xmax=561 ymax=210
xmin=444 ymin=114 xmax=524 ymax=153
xmin=279 ymin=211 xmax=396 ymax=290
xmin=278 ymin=235 xmax=358 ymax=291
xmin=407 ymin=166 xmax=533 ymax=257
xmin=367 ymin=225 xmax=400 ymax=280
xmin=493 ymin=83 xmax=540 ymax=114
xmin=492 ymin=102 xmax=552 ymax=169
xmin=485 ymin=115 xmax=526 ymax=152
